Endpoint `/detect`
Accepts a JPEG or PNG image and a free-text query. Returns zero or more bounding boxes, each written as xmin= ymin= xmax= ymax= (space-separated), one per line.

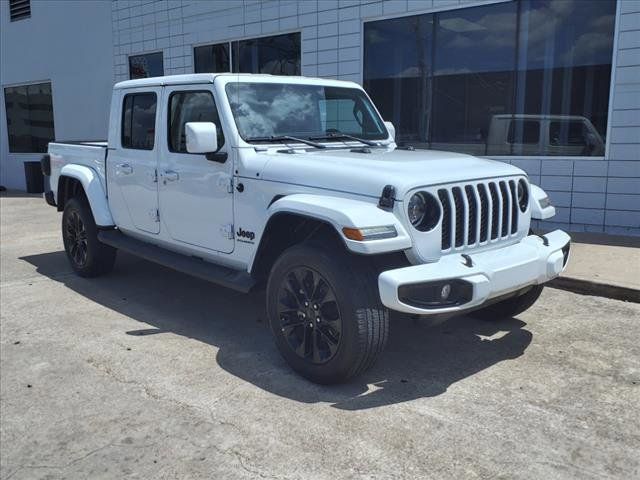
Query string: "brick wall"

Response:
xmin=111 ymin=0 xmax=640 ymax=235
xmin=604 ymin=0 xmax=640 ymax=235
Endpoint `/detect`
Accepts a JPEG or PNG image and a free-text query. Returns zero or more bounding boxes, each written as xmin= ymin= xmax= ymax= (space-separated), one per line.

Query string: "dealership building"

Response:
xmin=1 ymin=0 xmax=639 ymax=234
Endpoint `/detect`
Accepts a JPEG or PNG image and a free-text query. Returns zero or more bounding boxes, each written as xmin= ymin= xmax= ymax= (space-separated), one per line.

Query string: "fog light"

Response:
xmin=398 ymin=280 xmax=473 ymax=309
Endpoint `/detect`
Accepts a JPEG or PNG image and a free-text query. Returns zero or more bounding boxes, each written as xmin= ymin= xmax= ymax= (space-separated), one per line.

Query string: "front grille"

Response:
xmin=437 ymin=179 xmax=521 ymax=251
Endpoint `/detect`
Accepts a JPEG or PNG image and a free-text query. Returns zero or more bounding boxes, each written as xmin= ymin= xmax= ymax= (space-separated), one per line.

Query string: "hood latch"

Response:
xmin=378 ymin=185 xmax=396 ymax=211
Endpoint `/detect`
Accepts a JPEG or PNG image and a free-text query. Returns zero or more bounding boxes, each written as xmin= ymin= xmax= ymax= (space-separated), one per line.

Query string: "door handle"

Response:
xmin=163 ymin=170 xmax=179 ymax=182
xmin=116 ymin=163 xmax=133 ymax=175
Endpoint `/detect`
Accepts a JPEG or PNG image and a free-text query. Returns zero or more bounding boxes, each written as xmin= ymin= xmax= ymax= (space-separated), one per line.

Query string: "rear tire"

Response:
xmin=62 ymin=196 xmax=116 ymax=277
xmin=267 ymin=243 xmax=388 ymax=384
xmin=473 ymin=284 xmax=544 ymax=321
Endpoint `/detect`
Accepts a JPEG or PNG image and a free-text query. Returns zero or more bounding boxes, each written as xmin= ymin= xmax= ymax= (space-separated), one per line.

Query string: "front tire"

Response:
xmin=62 ymin=196 xmax=116 ymax=277
xmin=472 ymin=284 xmax=544 ymax=321
xmin=267 ymin=244 xmax=388 ymax=384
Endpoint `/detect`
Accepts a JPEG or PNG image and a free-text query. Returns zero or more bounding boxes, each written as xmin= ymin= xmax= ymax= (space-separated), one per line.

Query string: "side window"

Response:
xmin=549 ymin=121 xmax=587 ymax=147
xmin=168 ymin=91 xmax=225 ymax=153
xmin=507 ymin=120 xmax=540 ymax=144
xmin=121 ymin=93 xmax=157 ymax=150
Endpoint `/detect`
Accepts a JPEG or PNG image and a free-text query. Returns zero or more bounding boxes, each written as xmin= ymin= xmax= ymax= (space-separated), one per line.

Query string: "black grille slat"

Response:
xmin=478 ymin=184 xmax=489 ymax=242
xmin=438 ymin=179 xmax=520 ymax=251
xmin=465 ymin=185 xmax=477 ymax=245
xmin=509 ymin=180 xmax=518 ymax=234
xmin=489 ymin=183 xmax=500 ymax=240
xmin=499 ymin=181 xmax=510 ymax=238
xmin=438 ymin=189 xmax=451 ymax=250
xmin=452 ymin=187 xmax=465 ymax=248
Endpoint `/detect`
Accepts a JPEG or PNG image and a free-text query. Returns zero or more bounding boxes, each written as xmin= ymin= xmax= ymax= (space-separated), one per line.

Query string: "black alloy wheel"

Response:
xmin=62 ymin=196 xmax=117 ymax=277
xmin=65 ymin=210 xmax=89 ymax=267
xmin=267 ymin=243 xmax=389 ymax=384
xmin=276 ymin=266 xmax=342 ymax=364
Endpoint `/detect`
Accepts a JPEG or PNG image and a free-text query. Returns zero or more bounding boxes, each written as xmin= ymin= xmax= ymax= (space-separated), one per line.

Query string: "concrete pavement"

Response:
xmin=551 ymin=232 xmax=640 ymax=303
xmin=1 ymin=193 xmax=639 ymax=479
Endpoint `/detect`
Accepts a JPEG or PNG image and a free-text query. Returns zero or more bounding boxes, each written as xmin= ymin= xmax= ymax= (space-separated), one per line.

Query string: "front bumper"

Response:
xmin=378 ymin=230 xmax=571 ymax=315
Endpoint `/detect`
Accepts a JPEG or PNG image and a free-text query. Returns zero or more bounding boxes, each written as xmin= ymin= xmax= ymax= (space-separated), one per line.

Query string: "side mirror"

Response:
xmin=185 ymin=122 xmax=218 ymax=154
xmin=384 ymin=121 xmax=396 ymax=141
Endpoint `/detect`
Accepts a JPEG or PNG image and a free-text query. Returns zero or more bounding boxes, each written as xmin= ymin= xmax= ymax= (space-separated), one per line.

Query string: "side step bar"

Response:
xmin=98 ymin=229 xmax=255 ymax=293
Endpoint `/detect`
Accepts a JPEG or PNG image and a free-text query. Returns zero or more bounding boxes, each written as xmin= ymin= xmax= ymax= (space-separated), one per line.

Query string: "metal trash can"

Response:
xmin=24 ymin=161 xmax=45 ymax=194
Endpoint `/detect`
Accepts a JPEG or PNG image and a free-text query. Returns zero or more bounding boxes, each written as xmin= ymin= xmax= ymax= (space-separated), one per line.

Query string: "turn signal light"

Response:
xmin=342 ymin=225 xmax=397 ymax=241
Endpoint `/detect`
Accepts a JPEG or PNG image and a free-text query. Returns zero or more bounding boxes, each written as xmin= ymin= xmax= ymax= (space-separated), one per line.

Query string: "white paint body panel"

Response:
xmin=379 ymin=230 xmax=571 ymax=315
xmin=56 ymin=162 xmax=113 ymax=226
xmin=45 ymin=74 xmax=571 ymax=315
xmin=530 ymin=184 xmax=557 ymax=220
xmin=264 ymin=194 xmax=412 ymax=255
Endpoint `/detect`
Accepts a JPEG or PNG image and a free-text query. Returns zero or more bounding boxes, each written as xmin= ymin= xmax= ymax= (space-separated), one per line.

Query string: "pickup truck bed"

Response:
xmin=48 ymin=141 xmax=109 ymax=197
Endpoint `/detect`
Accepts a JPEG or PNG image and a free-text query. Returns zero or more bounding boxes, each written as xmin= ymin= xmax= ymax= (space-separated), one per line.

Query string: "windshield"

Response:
xmin=225 ymin=82 xmax=387 ymax=143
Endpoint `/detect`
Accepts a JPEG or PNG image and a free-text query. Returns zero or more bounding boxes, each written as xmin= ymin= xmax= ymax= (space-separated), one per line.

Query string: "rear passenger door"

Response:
xmin=107 ymin=88 xmax=161 ymax=234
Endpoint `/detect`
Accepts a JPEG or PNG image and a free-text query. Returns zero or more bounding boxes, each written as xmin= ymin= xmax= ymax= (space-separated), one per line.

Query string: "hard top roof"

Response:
xmin=113 ymin=73 xmax=359 ymax=90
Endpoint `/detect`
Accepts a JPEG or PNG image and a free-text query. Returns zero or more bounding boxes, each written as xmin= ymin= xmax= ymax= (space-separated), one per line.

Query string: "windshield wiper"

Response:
xmin=245 ymin=135 xmax=326 ymax=149
xmin=310 ymin=131 xmax=381 ymax=147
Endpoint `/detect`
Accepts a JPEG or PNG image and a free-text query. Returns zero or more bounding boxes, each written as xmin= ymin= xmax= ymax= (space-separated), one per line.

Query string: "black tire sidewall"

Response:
xmin=267 ymin=244 xmax=375 ymax=384
xmin=62 ymin=196 xmax=114 ymax=277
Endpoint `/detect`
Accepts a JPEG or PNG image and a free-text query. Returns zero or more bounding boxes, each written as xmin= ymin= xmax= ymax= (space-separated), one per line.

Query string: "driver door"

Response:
xmin=158 ymin=86 xmax=234 ymax=253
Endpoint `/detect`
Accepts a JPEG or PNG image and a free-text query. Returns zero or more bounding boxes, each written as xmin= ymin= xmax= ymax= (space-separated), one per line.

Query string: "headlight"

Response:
xmin=408 ymin=193 xmax=427 ymax=226
xmin=517 ymin=179 xmax=529 ymax=212
xmin=408 ymin=192 xmax=441 ymax=232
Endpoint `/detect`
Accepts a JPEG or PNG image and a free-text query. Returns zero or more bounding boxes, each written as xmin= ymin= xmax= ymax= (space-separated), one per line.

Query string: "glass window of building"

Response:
xmin=4 ymin=82 xmax=55 ymax=153
xmin=431 ymin=1 xmax=517 ymax=156
xmin=363 ymin=0 xmax=616 ymax=157
xmin=232 ymin=33 xmax=301 ymax=75
xmin=129 ymin=52 xmax=164 ymax=79
xmin=194 ymin=43 xmax=230 ymax=73
xmin=364 ymin=15 xmax=433 ymax=147
xmin=512 ymin=0 xmax=615 ymax=156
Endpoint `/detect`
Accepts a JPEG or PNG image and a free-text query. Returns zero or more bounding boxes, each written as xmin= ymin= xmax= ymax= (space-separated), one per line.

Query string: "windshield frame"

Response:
xmin=221 ymin=78 xmax=391 ymax=146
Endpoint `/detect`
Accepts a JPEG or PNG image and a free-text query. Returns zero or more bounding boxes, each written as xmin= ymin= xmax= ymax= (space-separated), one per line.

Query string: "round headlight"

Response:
xmin=408 ymin=193 xmax=426 ymax=226
xmin=517 ymin=179 xmax=529 ymax=212
xmin=408 ymin=192 xmax=441 ymax=232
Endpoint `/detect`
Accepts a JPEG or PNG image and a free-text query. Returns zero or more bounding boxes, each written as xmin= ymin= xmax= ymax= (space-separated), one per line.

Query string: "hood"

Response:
xmin=260 ymin=147 xmax=525 ymax=200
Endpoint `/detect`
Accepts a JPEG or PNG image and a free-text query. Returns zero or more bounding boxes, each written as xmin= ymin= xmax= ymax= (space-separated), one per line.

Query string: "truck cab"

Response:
xmin=42 ymin=74 xmax=570 ymax=384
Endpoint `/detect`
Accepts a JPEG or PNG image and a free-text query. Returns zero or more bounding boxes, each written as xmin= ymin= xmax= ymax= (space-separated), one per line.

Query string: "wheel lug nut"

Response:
xmin=313 ymin=304 xmax=318 ymax=310
xmin=316 ymin=317 xmax=321 ymax=323
xmin=304 ymin=301 xmax=309 ymax=307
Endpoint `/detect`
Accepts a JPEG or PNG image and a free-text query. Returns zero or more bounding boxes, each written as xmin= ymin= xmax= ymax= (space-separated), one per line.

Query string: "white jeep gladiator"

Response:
xmin=42 ymin=73 xmax=570 ymax=384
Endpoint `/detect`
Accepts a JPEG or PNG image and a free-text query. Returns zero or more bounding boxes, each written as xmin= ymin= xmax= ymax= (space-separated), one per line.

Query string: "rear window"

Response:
xmin=121 ymin=92 xmax=157 ymax=150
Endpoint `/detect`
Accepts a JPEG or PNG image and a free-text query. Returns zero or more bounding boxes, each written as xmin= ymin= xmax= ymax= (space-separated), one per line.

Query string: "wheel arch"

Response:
xmin=57 ymin=164 xmax=114 ymax=227
xmin=249 ymin=193 xmax=412 ymax=282
xmin=250 ymin=211 xmax=344 ymax=282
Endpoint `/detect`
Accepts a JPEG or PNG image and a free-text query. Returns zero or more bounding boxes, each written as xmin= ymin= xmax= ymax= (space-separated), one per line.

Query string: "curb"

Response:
xmin=549 ymin=276 xmax=640 ymax=304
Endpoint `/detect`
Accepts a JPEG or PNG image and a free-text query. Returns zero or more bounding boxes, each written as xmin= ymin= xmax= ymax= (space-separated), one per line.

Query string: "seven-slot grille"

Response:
xmin=437 ymin=179 xmax=521 ymax=251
